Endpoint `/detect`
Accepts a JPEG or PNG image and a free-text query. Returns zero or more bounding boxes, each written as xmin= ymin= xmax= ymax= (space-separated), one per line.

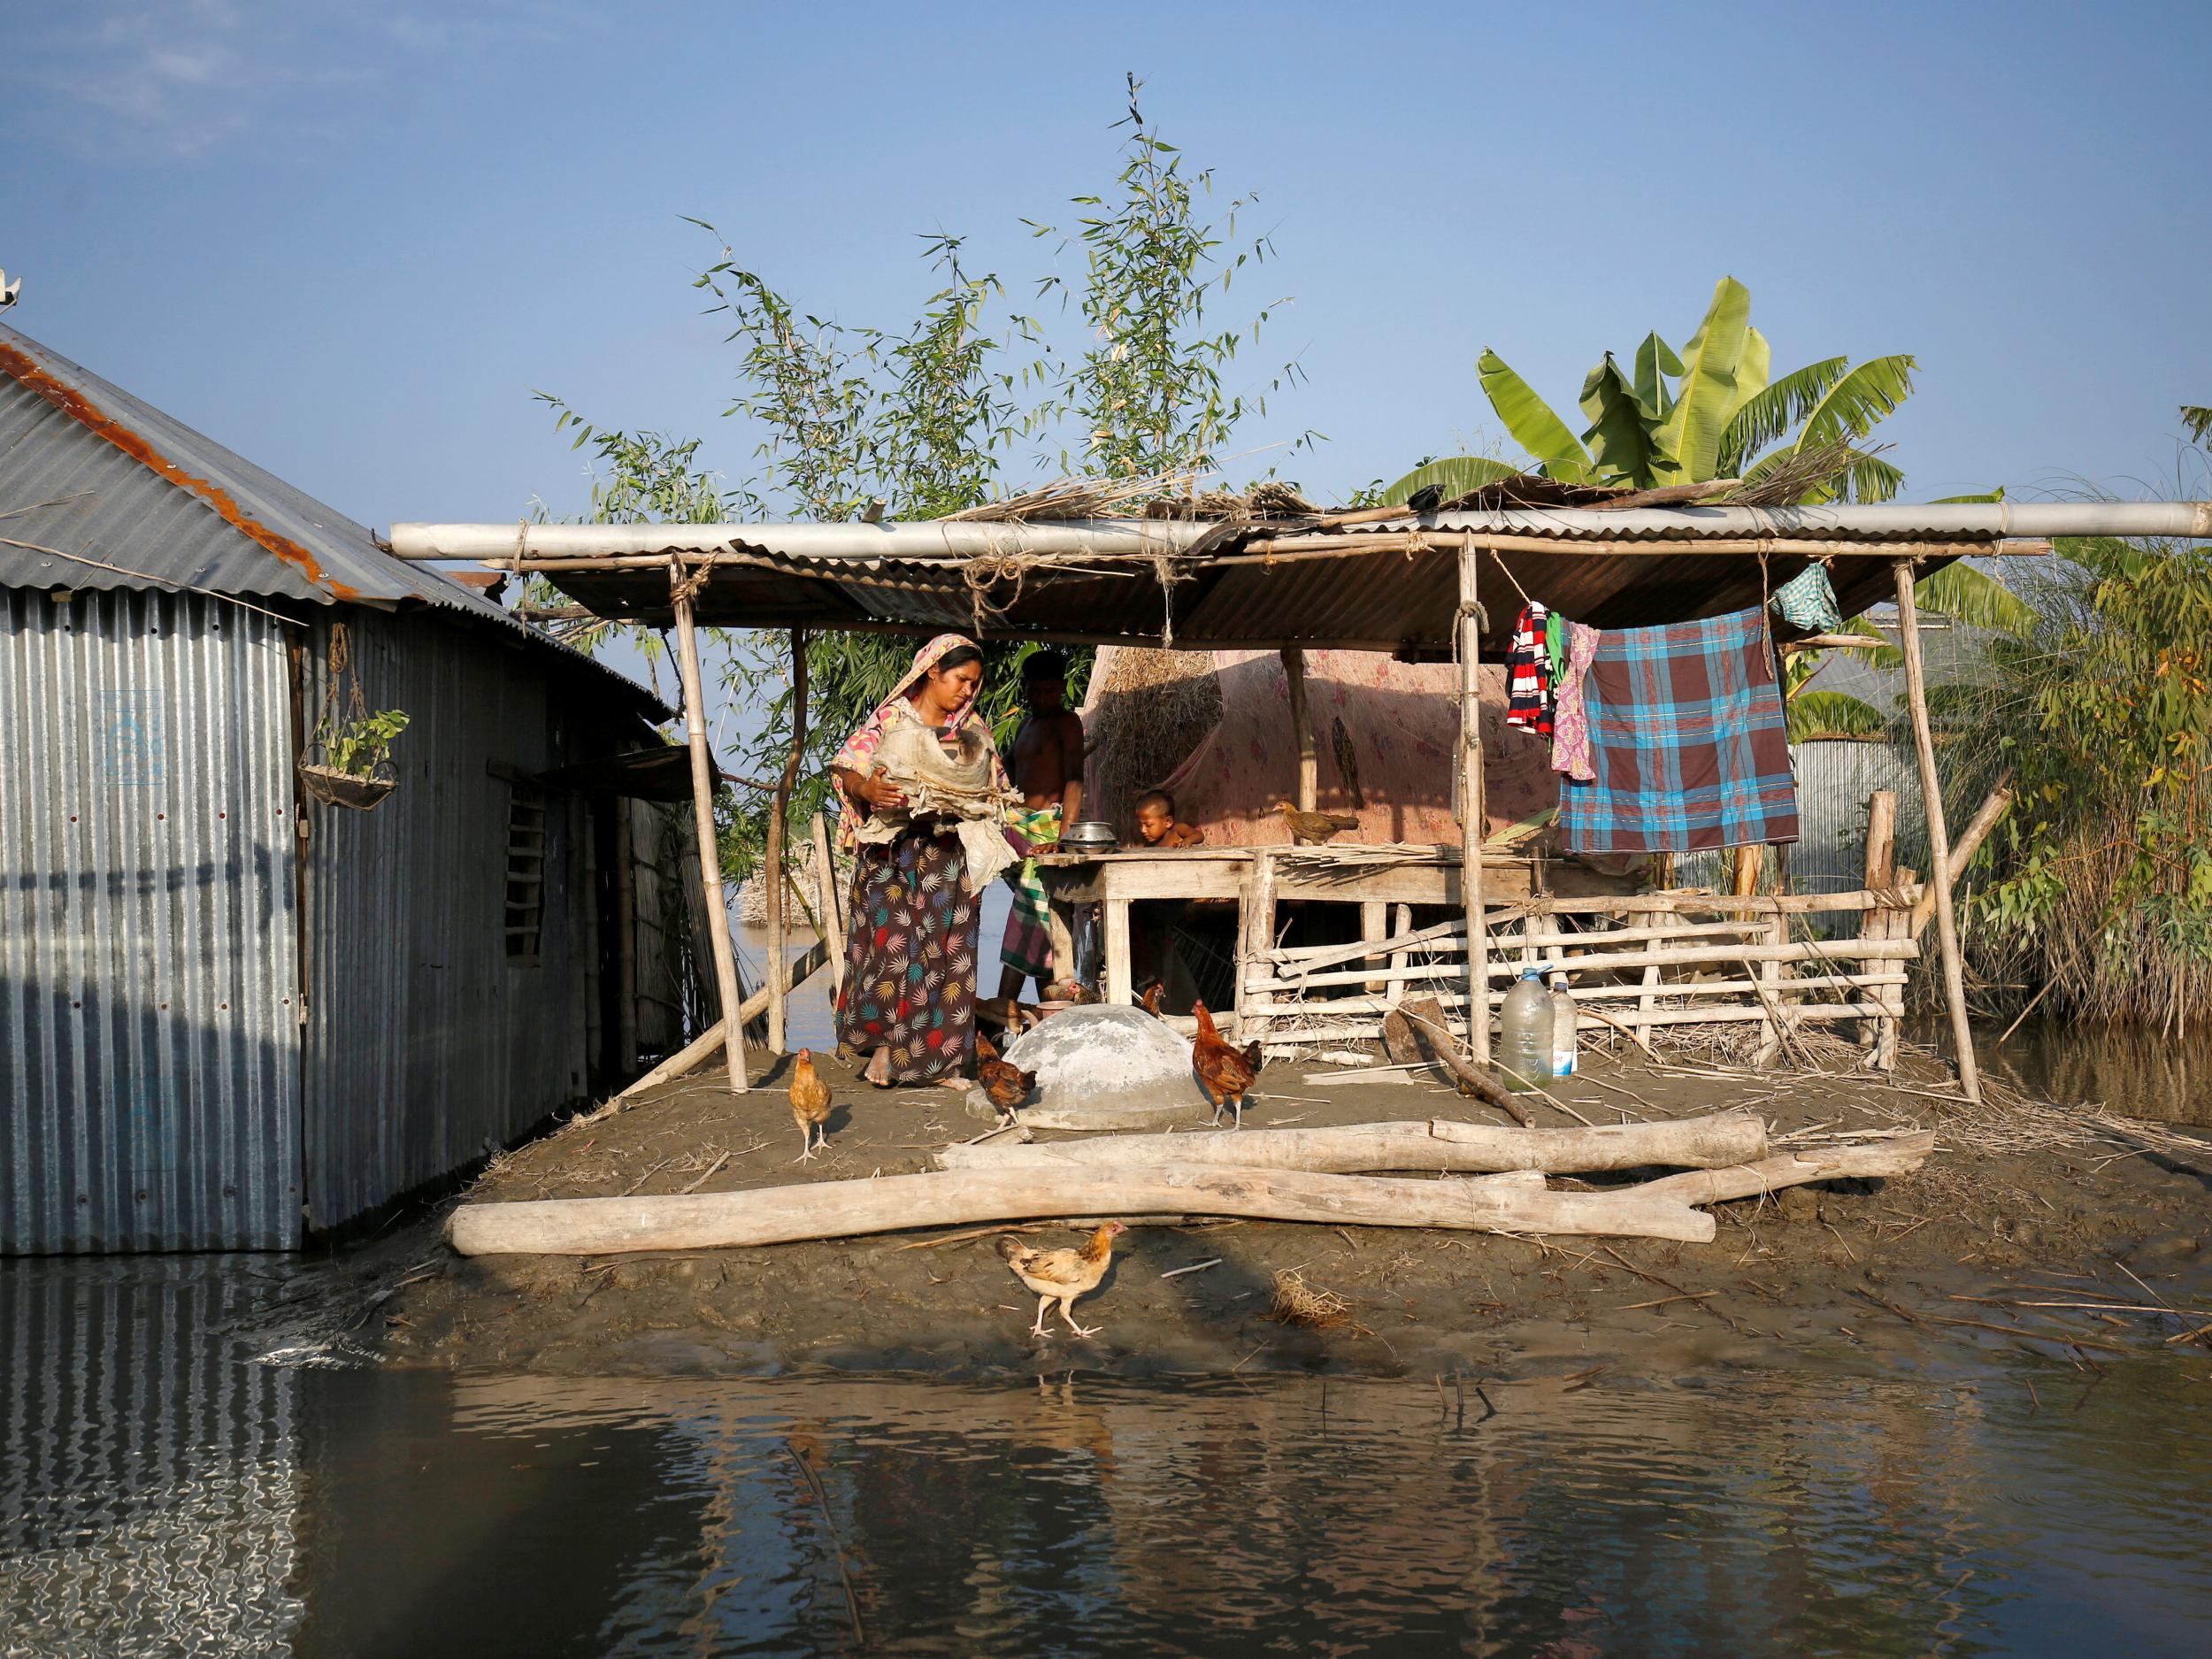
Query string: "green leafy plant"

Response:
xmin=318 ymin=708 xmax=409 ymax=779
xmin=1385 ymin=276 xmax=1916 ymax=505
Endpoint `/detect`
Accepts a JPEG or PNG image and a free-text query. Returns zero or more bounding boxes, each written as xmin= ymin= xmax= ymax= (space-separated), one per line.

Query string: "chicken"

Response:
xmin=997 ymin=1222 xmax=1126 ymax=1338
xmin=1330 ymin=715 xmax=1365 ymax=810
xmin=1189 ymin=998 xmax=1261 ymax=1127
xmin=1140 ymin=981 xmax=1166 ymax=1018
xmin=1279 ymin=801 xmax=1360 ymax=846
xmin=787 ymin=1048 xmax=833 ymax=1161
xmin=973 ymin=1030 xmax=1038 ymax=1127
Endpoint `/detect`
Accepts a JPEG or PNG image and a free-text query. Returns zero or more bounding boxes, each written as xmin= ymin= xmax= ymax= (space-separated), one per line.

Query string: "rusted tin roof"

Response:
xmin=0 ymin=323 xmax=665 ymax=714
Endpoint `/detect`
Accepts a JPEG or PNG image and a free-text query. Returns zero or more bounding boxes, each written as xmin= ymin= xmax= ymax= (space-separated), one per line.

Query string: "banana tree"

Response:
xmin=1386 ymin=276 xmax=1916 ymax=505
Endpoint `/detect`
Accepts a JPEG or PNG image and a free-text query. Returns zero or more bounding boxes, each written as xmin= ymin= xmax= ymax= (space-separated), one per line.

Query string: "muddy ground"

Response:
xmin=365 ymin=1044 xmax=2212 ymax=1381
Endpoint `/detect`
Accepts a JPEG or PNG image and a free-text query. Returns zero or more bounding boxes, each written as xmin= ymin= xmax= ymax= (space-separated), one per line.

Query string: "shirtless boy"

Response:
xmin=1133 ymin=789 xmax=1204 ymax=849
xmin=1000 ymin=650 xmax=1085 ymax=1001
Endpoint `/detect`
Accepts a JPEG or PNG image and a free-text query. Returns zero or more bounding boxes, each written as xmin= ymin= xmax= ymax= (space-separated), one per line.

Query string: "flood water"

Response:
xmin=7 ymin=1256 xmax=2212 ymax=1657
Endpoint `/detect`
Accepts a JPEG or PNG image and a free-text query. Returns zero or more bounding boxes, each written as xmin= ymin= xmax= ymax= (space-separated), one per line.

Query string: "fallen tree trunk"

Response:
xmin=935 ymin=1110 xmax=1766 ymax=1176
xmin=447 ymin=1163 xmax=1716 ymax=1256
xmin=1629 ymin=1132 xmax=1935 ymax=1206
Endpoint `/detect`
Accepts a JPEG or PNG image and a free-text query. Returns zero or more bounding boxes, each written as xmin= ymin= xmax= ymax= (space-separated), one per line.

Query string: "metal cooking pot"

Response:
xmin=1057 ymin=819 xmax=1119 ymax=851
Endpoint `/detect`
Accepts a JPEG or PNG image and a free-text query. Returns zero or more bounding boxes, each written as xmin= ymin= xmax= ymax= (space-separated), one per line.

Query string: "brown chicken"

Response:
xmin=973 ymin=1031 xmax=1037 ymax=1127
xmin=1140 ymin=981 xmax=1166 ymax=1018
xmin=1279 ymin=801 xmax=1360 ymax=846
xmin=787 ymin=1048 xmax=833 ymax=1161
xmin=997 ymin=1222 xmax=1126 ymax=1338
xmin=1331 ymin=716 xmax=1365 ymax=810
xmin=1189 ymin=998 xmax=1262 ymax=1127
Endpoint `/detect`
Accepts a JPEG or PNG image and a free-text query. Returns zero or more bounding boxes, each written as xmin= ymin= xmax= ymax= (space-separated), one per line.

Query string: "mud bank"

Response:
xmin=370 ymin=1048 xmax=2212 ymax=1379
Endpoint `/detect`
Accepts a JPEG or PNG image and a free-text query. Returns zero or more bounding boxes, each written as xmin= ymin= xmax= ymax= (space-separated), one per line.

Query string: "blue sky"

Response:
xmin=5 ymin=1 xmax=2208 ymax=538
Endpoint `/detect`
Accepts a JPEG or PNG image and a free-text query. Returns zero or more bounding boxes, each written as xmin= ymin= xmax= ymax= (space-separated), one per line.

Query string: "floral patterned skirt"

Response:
xmin=834 ymin=824 xmax=978 ymax=1084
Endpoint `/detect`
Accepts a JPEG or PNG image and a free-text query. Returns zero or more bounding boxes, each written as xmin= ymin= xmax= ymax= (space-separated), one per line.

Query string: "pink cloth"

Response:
xmin=829 ymin=632 xmax=1006 ymax=851
xmin=1080 ymin=647 xmax=1559 ymax=848
xmin=1549 ymin=622 xmax=1601 ymax=784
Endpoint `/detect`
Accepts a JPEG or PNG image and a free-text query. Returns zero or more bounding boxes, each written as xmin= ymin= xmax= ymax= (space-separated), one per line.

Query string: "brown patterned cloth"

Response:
xmin=834 ymin=823 xmax=979 ymax=1084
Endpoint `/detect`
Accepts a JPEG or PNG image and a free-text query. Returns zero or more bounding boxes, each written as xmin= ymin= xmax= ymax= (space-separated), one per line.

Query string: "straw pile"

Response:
xmin=1268 ymin=1268 xmax=1358 ymax=1330
xmin=1084 ymin=646 xmax=1225 ymax=840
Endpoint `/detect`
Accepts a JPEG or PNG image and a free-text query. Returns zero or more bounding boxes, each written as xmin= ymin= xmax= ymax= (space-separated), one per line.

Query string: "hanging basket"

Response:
xmin=299 ymin=763 xmax=397 ymax=811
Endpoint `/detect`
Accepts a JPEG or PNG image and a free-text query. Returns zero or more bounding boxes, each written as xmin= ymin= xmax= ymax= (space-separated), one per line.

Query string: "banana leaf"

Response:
xmin=1381 ymin=455 xmax=1524 ymax=505
xmin=1794 ymin=354 xmax=1917 ymax=450
xmin=1477 ymin=349 xmax=1593 ymax=482
xmin=1787 ymin=689 xmax=1889 ymax=743
xmin=1655 ymin=276 xmax=1751 ymax=482
xmin=1578 ymin=354 xmax=1663 ymax=486
xmin=1717 ymin=356 xmax=1847 ymax=475
xmin=1632 ymin=332 xmax=1681 ymax=418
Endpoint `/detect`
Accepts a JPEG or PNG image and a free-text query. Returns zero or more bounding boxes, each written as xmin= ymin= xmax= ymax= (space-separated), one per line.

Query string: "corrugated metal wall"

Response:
xmin=298 ymin=609 xmax=590 ymax=1232
xmin=1 ymin=589 xmax=302 ymax=1251
xmin=1789 ymin=741 xmax=1913 ymax=893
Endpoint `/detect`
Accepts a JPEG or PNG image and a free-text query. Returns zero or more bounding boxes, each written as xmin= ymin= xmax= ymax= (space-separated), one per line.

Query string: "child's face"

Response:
xmin=1025 ymin=675 xmax=1065 ymax=713
xmin=1135 ymin=803 xmax=1171 ymax=843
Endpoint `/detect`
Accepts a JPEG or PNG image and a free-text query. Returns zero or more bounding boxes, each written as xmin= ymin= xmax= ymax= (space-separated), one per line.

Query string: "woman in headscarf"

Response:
xmin=829 ymin=634 xmax=1008 ymax=1088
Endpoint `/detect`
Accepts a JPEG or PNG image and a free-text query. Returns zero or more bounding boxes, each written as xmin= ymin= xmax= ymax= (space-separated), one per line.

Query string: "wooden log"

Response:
xmin=446 ymin=1163 xmax=1718 ymax=1255
xmin=1389 ymin=995 xmax=1532 ymax=1126
xmin=936 ymin=1110 xmax=1768 ymax=1175
xmin=1233 ymin=851 xmax=1279 ymax=1039
xmin=1280 ymin=647 xmax=1318 ymax=813
xmin=1894 ymin=560 xmax=1981 ymax=1102
xmin=1456 ymin=541 xmax=1492 ymax=1063
xmin=764 ymin=627 xmax=809 ymax=1054
xmin=1631 ymin=1132 xmax=1935 ymax=1206
xmin=670 ymin=562 xmax=749 ymax=1093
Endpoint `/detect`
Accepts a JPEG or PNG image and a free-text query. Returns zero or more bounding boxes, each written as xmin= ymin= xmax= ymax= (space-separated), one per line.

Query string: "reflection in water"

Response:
xmin=6 ymin=1259 xmax=2212 ymax=1656
xmin=1981 ymin=1020 xmax=2212 ymax=1128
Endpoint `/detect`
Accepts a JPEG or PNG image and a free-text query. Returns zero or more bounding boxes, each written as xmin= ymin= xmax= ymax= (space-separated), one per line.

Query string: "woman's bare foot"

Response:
xmin=938 ymin=1072 xmax=973 ymax=1090
xmin=864 ymin=1046 xmax=893 ymax=1088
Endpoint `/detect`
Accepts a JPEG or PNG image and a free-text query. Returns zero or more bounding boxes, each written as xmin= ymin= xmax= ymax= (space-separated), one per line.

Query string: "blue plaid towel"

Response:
xmin=1558 ymin=605 xmax=1799 ymax=854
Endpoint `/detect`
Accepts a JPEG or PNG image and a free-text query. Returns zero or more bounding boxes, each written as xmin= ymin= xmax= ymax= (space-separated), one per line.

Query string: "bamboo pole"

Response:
xmin=764 ymin=628 xmax=809 ymax=1054
xmin=1863 ymin=790 xmax=1900 ymax=1068
xmin=1280 ymin=647 xmax=1318 ymax=813
xmin=1909 ymin=776 xmax=2014 ymax=937
xmin=447 ymin=1164 xmax=1717 ymax=1256
xmin=1258 ymin=936 xmax=1919 ymax=991
xmin=1458 ymin=541 xmax=1492 ymax=1064
xmin=936 ymin=1110 xmax=1768 ymax=1175
xmin=669 ymin=561 xmax=750 ymax=1094
xmin=1893 ymin=559 xmax=1982 ymax=1102
xmin=812 ymin=810 xmax=846 ymax=997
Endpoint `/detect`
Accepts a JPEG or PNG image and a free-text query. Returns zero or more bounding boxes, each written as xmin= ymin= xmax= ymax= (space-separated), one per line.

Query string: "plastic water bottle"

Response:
xmin=1549 ymin=972 xmax=1578 ymax=1078
xmin=1499 ymin=969 xmax=1552 ymax=1093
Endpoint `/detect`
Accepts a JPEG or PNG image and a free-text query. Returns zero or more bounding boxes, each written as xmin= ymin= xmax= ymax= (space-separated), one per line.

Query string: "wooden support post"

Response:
xmin=669 ymin=562 xmax=749 ymax=1094
xmin=1279 ymin=647 xmax=1318 ymax=812
xmin=811 ymin=810 xmax=846 ymax=998
xmin=1457 ymin=541 xmax=1492 ymax=1064
xmin=1234 ymin=850 xmax=1279 ymax=1041
xmin=1384 ymin=902 xmax=1412 ymax=1009
xmin=1893 ymin=560 xmax=1982 ymax=1102
xmin=612 ymin=803 xmax=639 ymax=1075
xmin=1361 ymin=900 xmax=1387 ymax=994
xmin=1103 ymin=899 xmax=1133 ymax=1006
xmin=764 ymin=628 xmax=809 ymax=1054
xmin=1862 ymin=789 xmax=1899 ymax=1066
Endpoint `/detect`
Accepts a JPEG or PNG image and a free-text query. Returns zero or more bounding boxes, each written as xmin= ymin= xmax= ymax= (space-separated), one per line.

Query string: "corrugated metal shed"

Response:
xmin=1 ymin=588 xmax=301 ymax=1250
xmin=298 ymin=607 xmax=592 ymax=1232
xmin=0 ymin=321 xmax=664 ymax=715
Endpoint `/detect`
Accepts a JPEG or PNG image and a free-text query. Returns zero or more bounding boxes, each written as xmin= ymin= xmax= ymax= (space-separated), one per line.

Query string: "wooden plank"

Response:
xmin=671 ymin=562 xmax=749 ymax=1093
xmin=1103 ymin=899 xmax=1133 ymax=1006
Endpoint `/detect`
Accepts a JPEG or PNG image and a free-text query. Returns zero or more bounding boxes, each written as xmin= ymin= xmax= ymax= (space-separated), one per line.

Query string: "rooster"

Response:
xmin=1279 ymin=801 xmax=1360 ymax=846
xmin=996 ymin=1222 xmax=1126 ymax=1338
xmin=974 ymin=1030 xmax=1038 ymax=1128
xmin=1189 ymin=998 xmax=1261 ymax=1127
xmin=787 ymin=1048 xmax=833 ymax=1161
